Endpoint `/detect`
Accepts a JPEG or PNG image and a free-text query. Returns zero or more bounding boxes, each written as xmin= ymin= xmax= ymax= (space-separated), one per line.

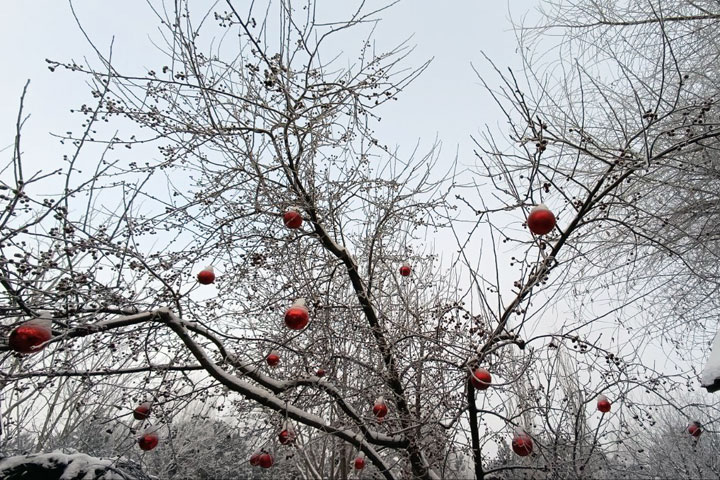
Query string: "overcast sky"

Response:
xmin=0 ymin=0 xmax=539 ymax=172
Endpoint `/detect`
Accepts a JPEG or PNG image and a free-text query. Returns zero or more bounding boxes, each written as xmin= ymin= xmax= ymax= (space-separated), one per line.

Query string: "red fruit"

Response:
xmin=399 ymin=264 xmax=411 ymax=277
xmin=249 ymin=452 xmax=262 ymax=466
xmin=259 ymin=453 xmax=274 ymax=468
xmin=470 ymin=368 xmax=492 ymax=390
xmin=512 ymin=431 xmax=533 ymax=456
xmin=9 ymin=320 xmax=52 ymax=354
xmin=354 ymin=457 xmax=365 ymax=470
xmin=527 ymin=204 xmax=556 ymax=235
xmin=266 ymin=352 xmax=280 ymax=367
xmin=285 ymin=300 xmax=309 ymax=330
xmin=138 ymin=432 xmax=159 ymax=451
xmin=373 ymin=404 xmax=388 ymax=418
xmin=373 ymin=401 xmax=388 ymax=419
xmin=197 ymin=266 xmax=215 ymax=285
xmin=597 ymin=395 xmax=611 ymax=413
xmin=133 ymin=402 xmax=152 ymax=420
xmin=283 ymin=210 xmax=303 ymax=229
xmin=688 ymin=421 xmax=702 ymax=438
xmin=316 ymin=368 xmax=326 ymax=377
xmin=279 ymin=429 xmax=295 ymax=445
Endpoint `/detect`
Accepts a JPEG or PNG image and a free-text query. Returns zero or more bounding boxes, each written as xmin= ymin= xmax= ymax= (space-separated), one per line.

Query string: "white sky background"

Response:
xmin=0 ymin=0 xmax=537 ymax=172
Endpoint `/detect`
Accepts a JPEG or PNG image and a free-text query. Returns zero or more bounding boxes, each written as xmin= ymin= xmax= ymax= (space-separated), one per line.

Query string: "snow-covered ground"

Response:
xmin=0 ymin=451 xmax=150 ymax=480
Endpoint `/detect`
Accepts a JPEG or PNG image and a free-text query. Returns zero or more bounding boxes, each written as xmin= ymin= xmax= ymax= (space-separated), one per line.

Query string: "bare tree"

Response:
xmin=2 ymin=1 xmax=720 ymax=479
xmin=514 ymin=0 xmax=720 ymax=351
xmin=447 ymin=0 xmax=720 ymax=477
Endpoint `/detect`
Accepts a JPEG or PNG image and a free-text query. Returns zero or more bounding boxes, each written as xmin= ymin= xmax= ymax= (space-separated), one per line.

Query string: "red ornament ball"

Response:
xmin=470 ymin=368 xmax=492 ymax=390
xmin=283 ymin=210 xmax=303 ymax=229
xmin=316 ymin=368 xmax=326 ymax=377
xmin=138 ymin=432 xmax=159 ymax=451
xmin=9 ymin=321 xmax=52 ymax=354
xmin=512 ymin=432 xmax=533 ymax=456
xmin=399 ymin=264 xmax=412 ymax=277
xmin=527 ymin=204 xmax=556 ymax=235
xmin=354 ymin=457 xmax=366 ymax=470
xmin=196 ymin=267 xmax=215 ymax=285
xmin=688 ymin=421 xmax=702 ymax=438
xmin=133 ymin=402 xmax=152 ymax=420
xmin=259 ymin=453 xmax=274 ymax=468
xmin=285 ymin=305 xmax=309 ymax=330
xmin=373 ymin=402 xmax=388 ymax=419
xmin=249 ymin=452 xmax=262 ymax=466
xmin=597 ymin=395 xmax=611 ymax=413
xmin=266 ymin=352 xmax=280 ymax=367
xmin=279 ymin=429 xmax=295 ymax=445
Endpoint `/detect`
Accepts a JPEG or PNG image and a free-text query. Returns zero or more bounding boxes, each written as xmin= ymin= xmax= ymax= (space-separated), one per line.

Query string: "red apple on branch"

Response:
xmin=283 ymin=208 xmax=303 ymax=229
xmin=512 ymin=429 xmax=533 ymax=456
xmin=470 ymin=368 xmax=492 ymax=390
xmin=266 ymin=351 xmax=280 ymax=367
xmin=284 ymin=298 xmax=309 ymax=330
xmin=597 ymin=394 xmax=611 ymax=413
xmin=259 ymin=453 xmax=274 ymax=468
xmin=133 ymin=402 xmax=152 ymax=420
xmin=196 ymin=265 xmax=215 ymax=285
xmin=527 ymin=204 xmax=556 ymax=235
xmin=8 ymin=318 xmax=52 ymax=354
xmin=373 ymin=397 xmax=388 ymax=422
xmin=278 ymin=423 xmax=296 ymax=445
xmin=138 ymin=432 xmax=159 ymax=451
xmin=688 ymin=421 xmax=702 ymax=438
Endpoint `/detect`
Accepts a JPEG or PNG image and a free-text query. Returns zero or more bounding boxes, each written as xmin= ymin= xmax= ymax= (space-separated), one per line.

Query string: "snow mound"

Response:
xmin=701 ymin=329 xmax=720 ymax=393
xmin=0 ymin=450 xmax=150 ymax=480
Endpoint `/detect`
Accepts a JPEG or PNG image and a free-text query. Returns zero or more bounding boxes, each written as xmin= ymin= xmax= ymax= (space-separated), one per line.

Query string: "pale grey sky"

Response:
xmin=0 ymin=1 xmax=538 ymax=169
